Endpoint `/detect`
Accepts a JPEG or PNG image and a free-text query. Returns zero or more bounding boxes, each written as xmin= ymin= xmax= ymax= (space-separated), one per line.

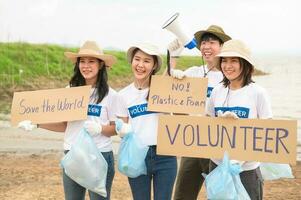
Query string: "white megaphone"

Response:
xmin=162 ymin=13 xmax=197 ymax=49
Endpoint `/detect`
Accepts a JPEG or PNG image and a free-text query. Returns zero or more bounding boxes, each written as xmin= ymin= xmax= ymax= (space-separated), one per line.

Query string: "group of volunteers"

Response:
xmin=19 ymin=23 xmax=272 ymax=200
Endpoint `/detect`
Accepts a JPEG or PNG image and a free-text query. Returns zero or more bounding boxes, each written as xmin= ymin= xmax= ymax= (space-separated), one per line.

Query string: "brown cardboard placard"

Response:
xmin=148 ymin=75 xmax=208 ymax=114
xmin=157 ymin=115 xmax=297 ymax=164
xmin=11 ymin=86 xmax=91 ymax=126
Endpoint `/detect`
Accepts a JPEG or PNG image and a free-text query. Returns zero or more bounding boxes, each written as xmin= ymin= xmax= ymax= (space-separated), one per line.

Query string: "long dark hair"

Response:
xmin=220 ymin=57 xmax=254 ymax=87
xmin=69 ymin=58 xmax=109 ymax=104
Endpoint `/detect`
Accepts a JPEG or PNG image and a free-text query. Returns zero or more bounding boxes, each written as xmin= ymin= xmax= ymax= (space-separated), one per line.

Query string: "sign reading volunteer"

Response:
xmin=148 ymin=75 xmax=208 ymax=114
xmin=157 ymin=115 xmax=297 ymax=164
xmin=11 ymin=86 xmax=91 ymax=125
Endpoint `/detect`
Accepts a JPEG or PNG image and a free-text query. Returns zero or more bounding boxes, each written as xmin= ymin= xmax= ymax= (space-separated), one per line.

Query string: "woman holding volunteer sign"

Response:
xmin=206 ymin=39 xmax=273 ymax=199
xmin=168 ymin=25 xmax=232 ymax=200
xmin=19 ymin=41 xmax=117 ymax=200
xmin=115 ymin=43 xmax=177 ymax=200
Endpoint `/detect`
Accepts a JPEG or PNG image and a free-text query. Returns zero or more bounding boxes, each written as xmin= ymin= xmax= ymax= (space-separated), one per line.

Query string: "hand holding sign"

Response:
xmin=170 ymin=69 xmax=185 ymax=79
xmin=18 ymin=120 xmax=37 ymax=131
xmin=217 ymin=111 xmax=239 ymax=119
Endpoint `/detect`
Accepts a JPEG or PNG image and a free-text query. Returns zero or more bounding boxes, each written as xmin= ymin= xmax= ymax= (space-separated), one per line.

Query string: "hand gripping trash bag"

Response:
xmin=61 ymin=129 xmax=108 ymax=197
xmin=118 ymin=132 xmax=149 ymax=178
xmin=205 ymin=153 xmax=250 ymax=200
xmin=260 ymin=162 xmax=294 ymax=180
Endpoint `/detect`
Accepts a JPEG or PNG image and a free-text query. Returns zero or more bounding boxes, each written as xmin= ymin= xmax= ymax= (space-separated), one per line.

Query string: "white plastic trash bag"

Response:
xmin=260 ymin=162 xmax=294 ymax=180
xmin=61 ymin=129 xmax=108 ymax=197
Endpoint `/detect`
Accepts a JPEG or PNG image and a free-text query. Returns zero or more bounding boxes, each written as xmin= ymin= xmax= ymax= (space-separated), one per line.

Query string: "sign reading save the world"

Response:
xmin=11 ymin=86 xmax=90 ymax=125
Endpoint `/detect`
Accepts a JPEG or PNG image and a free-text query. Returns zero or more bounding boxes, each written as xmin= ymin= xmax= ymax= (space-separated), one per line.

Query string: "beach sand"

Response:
xmin=0 ymin=127 xmax=300 ymax=200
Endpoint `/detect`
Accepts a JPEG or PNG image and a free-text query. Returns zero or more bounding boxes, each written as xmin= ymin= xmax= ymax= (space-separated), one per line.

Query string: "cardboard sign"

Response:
xmin=11 ymin=86 xmax=91 ymax=125
xmin=157 ymin=115 xmax=297 ymax=164
xmin=148 ymin=75 xmax=208 ymax=114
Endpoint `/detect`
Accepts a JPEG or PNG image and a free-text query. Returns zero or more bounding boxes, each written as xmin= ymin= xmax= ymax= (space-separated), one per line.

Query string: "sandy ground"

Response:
xmin=0 ymin=126 xmax=300 ymax=200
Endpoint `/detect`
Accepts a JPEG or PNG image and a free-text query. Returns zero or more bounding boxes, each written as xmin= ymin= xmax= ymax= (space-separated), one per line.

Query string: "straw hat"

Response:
xmin=64 ymin=41 xmax=117 ymax=67
xmin=216 ymin=39 xmax=256 ymax=68
xmin=194 ymin=25 xmax=231 ymax=49
xmin=127 ymin=43 xmax=162 ymax=73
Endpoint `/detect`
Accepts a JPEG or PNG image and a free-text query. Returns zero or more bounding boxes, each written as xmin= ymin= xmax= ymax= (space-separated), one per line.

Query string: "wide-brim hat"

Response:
xmin=194 ymin=25 xmax=231 ymax=49
xmin=127 ymin=43 xmax=162 ymax=73
xmin=64 ymin=41 xmax=117 ymax=67
xmin=216 ymin=39 xmax=256 ymax=69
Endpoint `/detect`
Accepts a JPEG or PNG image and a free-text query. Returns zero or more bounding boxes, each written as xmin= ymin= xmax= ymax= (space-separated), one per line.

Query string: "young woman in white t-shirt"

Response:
xmin=207 ymin=39 xmax=273 ymax=200
xmin=115 ymin=43 xmax=177 ymax=200
xmin=38 ymin=41 xmax=117 ymax=200
xmin=167 ymin=25 xmax=232 ymax=200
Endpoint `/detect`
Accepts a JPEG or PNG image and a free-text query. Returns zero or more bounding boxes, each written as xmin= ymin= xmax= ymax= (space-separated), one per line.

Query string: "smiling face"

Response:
xmin=221 ymin=57 xmax=243 ymax=87
xmin=79 ymin=56 xmax=101 ymax=85
xmin=200 ymin=38 xmax=222 ymax=66
xmin=131 ymin=49 xmax=156 ymax=83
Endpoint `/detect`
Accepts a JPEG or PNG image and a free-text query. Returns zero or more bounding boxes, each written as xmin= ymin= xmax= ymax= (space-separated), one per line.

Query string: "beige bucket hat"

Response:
xmin=127 ymin=43 xmax=162 ymax=73
xmin=216 ymin=39 xmax=256 ymax=68
xmin=194 ymin=25 xmax=231 ymax=49
xmin=64 ymin=41 xmax=117 ymax=67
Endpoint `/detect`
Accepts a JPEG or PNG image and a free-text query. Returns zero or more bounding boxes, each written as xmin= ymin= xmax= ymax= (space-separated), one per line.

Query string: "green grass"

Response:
xmin=0 ymin=42 xmax=201 ymax=91
xmin=0 ymin=42 xmax=70 ymax=91
xmin=0 ymin=42 xmax=265 ymax=114
xmin=0 ymin=43 xmax=134 ymax=87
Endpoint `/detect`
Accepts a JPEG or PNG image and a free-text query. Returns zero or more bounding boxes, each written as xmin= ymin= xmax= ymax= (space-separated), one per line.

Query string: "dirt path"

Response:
xmin=0 ymin=153 xmax=300 ymax=200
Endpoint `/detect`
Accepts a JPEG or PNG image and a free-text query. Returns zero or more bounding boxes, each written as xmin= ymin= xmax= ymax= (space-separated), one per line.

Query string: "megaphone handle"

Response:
xmin=167 ymin=50 xmax=171 ymax=76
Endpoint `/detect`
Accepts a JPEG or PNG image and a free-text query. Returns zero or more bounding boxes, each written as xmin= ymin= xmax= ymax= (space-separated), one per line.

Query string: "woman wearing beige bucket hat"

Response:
xmin=114 ymin=43 xmax=177 ymax=200
xmin=206 ymin=39 xmax=273 ymax=200
xmin=168 ymin=25 xmax=232 ymax=200
xmin=27 ymin=41 xmax=118 ymax=200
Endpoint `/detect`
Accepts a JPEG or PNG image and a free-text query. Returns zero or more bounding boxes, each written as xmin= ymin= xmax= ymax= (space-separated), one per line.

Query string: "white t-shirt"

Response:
xmin=115 ymin=83 xmax=159 ymax=146
xmin=184 ymin=65 xmax=223 ymax=98
xmin=64 ymin=87 xmax=117 ymax=152
xmin=207 ymin=83 xmax=273 ymax=171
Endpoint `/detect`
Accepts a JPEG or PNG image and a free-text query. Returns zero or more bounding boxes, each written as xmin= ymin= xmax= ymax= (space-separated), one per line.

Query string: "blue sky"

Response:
xmin=0 ymin=0 xmax=300 ymax=55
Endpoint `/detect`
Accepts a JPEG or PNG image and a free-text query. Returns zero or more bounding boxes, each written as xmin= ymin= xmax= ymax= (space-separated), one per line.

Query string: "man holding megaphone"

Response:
xmin=167 ymin=25 xmax=231 ymax=200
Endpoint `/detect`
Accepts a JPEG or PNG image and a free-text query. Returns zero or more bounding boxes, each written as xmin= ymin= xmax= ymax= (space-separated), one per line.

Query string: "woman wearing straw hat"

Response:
xmin=114 ymin=43 xmax=177 ymax=200
xmin=20 ymin=41 xmax=118 ymax=200
xmin=168 ymin=25 xmax=232 ymax=200
xmin=207 ymin=39 xmax=272 ymax=199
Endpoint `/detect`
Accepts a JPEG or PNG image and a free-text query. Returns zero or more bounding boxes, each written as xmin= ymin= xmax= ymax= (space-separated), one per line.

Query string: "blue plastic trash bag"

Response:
xmin=61 ymin=129 xmax=108 ymax=197
xmin=118 ymin=132 xmax=149 ymax=178
xmin=232 ymin=174 xmax=251 ymax=200
xmin=205 ymin=152 xmax=250 ymax=200
xmin=260 ymin=162 xmax=294 ymax=180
